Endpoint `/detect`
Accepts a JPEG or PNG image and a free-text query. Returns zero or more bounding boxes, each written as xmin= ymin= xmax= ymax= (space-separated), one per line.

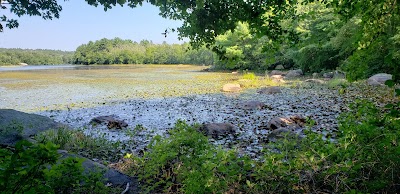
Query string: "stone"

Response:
xmin=0 ymin=109 xmax=65 ymax=147
xmin=323 ymin=72 xmax=334 ymax=79
xmin=312 ymin=73 xmax=320 ymax=79
xmin=304 ymin=79 xmax=325 ymax=84
xmin=334 ymin=70 xmax=346 ymax=79
xmin=222 ymin=83 xmax=241 ymax=92
xmin=275 ymin=65 xmax=285 ymax=70
xmin=270 ymin=70 xmax=286 ymax=76
xmin=90 ymin=115 xmax=128 ymax=129
xmin=241 ymin=101 xmax=265 ymax=110
xmin=270 ymin=75 xmax=285 ymax=83
xmin=367 ymin=73 xmax=393 ymax=86
xmin=257 ymin=86 xmax=282 ymax=94
xmin=285 ymin=69 xmax=303 ymax=79
xmin=58 ymin=151 xmax=139 ymax=193
xmin=267 ymin=115 xmax=307 ymax=130
xmin=198 ymin=123 xmax=236 ymax=139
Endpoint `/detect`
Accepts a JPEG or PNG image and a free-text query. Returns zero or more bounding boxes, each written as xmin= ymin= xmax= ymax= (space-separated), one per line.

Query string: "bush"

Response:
xmin=0 ymin=140 xmax=112 ymax=194
xmin=127 ymin=120 xmax=253 ymax=193
xmin=35 ymin=127 xmax=125 ymax=163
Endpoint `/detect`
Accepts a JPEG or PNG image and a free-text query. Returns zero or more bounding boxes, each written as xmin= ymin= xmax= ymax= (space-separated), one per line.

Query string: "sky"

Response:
xmin=0 ymin=1 xmax=186 ymax=51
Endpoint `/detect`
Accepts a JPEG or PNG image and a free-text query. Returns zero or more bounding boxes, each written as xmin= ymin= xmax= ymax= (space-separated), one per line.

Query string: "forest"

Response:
xmin=73 ymin=38 xmax=215 ymax=65
xmin=0 ymin=48 xmax=73 ymax=65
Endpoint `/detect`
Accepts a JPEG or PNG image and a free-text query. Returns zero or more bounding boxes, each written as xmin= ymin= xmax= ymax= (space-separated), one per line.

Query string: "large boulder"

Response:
xmin=270 ymin=75 xmax=285 ymax=83
xmin=222 ymin=83 xmax=241 ymax=92
xmin=285 ymin=69 xmax=303 ymax=79
xmin=58 ymin=151 xmax=139 ymax=193
xmin=198 ymin=123 xmax=236 ymax=139
xmin=90 ymin=115 xmax=128 ymax=129
xmin=0 ymin=109 xmax=65 ymax=147
xmin=267 ymin=115 xmax=307 ymax=130
xmin=257 ymin=86 xmax=282 ymax=94
xmin=270 ymin=70 xmax=286 ymax=76
xmin=367 ymin=73 xmax=393 ymax=86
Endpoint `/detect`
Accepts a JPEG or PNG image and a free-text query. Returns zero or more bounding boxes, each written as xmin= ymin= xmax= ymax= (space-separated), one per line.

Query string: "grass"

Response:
xmin=35 ymin=127 xmax=125 ymax=163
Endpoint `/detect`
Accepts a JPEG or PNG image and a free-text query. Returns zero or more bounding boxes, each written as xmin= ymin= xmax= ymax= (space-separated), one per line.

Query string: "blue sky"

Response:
xmin=0 ymin=1 xmax=185 ymax=51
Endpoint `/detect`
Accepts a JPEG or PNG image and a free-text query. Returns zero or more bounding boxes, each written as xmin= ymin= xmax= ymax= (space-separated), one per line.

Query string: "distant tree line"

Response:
xmin=73 ymin=38 xmax=215 ymax=65
xmin=0 ymin=48 xmax=74 ymax=65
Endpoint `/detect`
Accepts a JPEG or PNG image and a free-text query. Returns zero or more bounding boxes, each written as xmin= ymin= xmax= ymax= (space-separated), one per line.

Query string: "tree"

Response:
xmin=0 ymin=0 xmax=62 ymax=32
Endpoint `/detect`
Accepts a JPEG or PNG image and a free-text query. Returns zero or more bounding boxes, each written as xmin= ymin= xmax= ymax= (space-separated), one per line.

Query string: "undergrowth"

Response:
xmin=119 ymin=96 xmax=399 ymax=193
xmin=0 ymin=140 xmax=112 ymax=194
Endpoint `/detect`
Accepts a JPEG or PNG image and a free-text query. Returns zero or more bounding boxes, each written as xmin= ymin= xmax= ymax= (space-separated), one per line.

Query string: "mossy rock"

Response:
xmin=0 ymin=109 xmax=66 ymax=147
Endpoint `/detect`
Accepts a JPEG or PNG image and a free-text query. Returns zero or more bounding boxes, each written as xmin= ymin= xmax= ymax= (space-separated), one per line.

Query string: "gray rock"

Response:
xmin=198 ymin=123 xmax=236 ymax=139
xmin=257 ymin=86 xmax=282 ymax=94
xmin=334 ymin=70 xmax=346 ymax=79
xmin=90 ymin=115 xmax=128 ymax=129
xmin=323 ymin=72 xmax=334 ymax=79
xmin=367 ymin=73 xmax=393 ymax=86
xmin=304 ymin=79 xmax=325 ymax=84
xmin=285 ymin=69 xmax=303 ymax=79
xmin=270 ymin=70 xmax=286 ymax=76
xmin=58 ymin=151 xmax=139 ymax=193
xmin=267 ymin=115 xmax=307 ymax=130
xmin=0 ymin=109 xmax=65 ymax=147
xmin=222 ymin=83 xmax=241 ymax=92
xmin=312 ymin=73 xmax=320 ymax=79
xmin=275 ymin=65 xmax=285 ymax=70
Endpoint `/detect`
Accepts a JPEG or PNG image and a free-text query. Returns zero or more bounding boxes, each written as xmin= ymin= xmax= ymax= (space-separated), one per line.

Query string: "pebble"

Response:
xmin=37 ymin=87 xmax=346 ymax=158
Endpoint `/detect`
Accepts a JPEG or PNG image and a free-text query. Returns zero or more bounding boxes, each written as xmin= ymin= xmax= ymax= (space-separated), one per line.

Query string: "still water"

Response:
xmin=0 ymin=64 xmax=230 ymax=112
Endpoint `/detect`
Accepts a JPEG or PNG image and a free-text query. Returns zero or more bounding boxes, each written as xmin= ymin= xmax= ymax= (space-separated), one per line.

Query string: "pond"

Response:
xmin=0 ymin=64 xmax=233 ymax=112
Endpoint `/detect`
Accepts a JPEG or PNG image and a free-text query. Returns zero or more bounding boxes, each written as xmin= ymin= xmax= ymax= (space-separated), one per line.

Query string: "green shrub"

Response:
xmin=128 ymin=120 xmax=253 ymax=193
xmin=0 ymin=140 xmax=112 ymax=194
xmin=35 ymin=128 xmax=125 ymax=163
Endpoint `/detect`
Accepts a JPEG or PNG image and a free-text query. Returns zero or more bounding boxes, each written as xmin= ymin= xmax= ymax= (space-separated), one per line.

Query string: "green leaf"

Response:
xmin=385 ymin=80 xmax=395 ymax=87
xmin=385 ymin=104 xmax=394 ymax=109
xmin=395 ymin=89 xmax=400 ymax=96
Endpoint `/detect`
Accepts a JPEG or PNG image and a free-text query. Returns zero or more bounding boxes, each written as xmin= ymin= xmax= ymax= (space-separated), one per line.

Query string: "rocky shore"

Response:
xmin=37 ymin=86 xmax=346 ymax=158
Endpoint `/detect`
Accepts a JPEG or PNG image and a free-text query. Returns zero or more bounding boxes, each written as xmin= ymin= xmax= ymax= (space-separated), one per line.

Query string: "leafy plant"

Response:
xmin=127 ymin=120 xmax=253 ymax=193
xmin=0 ymin=140 xmax=112 ymax=194
xmin=35 ymin=128 xmax=125 ymax=163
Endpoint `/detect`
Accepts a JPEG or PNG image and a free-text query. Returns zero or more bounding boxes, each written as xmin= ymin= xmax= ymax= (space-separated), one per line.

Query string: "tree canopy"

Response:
xmin=2 ymin=0 xmax=400 ymax=79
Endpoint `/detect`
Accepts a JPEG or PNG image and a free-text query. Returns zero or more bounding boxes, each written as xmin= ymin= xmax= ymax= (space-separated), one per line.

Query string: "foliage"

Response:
xmin=121 ymin=98 xmax=399 ymax=193
xmin=0 ymin=140 xmax=111 ymax=194
xmin=291 ymin=43 xmax=340 ymax=73
xmin=126 ymin=120 xmax=253 ymax=193
xmin=0 ymin=0 xmax=61 ymax=32
xmin=0 ymin=48 xmax=74 ymax=65
xmin=73 ymin=38 xmax=215 ymax=65
xmin=35 ymin=127 xmax=125 ymax=163
xmin=214 ymin=22 xmax=268 ymax=70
